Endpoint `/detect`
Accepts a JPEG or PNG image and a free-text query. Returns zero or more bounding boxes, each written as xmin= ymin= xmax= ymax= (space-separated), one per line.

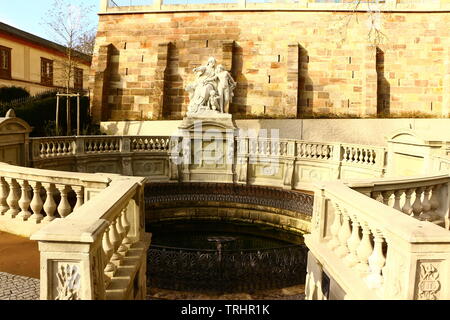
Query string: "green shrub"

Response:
xmin=0 ymin=86 xmax=30 ymax=103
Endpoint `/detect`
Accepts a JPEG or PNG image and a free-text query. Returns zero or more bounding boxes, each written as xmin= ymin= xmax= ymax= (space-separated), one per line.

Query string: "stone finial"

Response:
xmin=5 ymin=109 xmax=16 ymax=118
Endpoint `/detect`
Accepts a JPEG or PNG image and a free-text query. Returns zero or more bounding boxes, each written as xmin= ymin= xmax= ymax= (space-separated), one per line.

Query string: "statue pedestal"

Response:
xmin=177 ymin=115 xmax=236 ymax=184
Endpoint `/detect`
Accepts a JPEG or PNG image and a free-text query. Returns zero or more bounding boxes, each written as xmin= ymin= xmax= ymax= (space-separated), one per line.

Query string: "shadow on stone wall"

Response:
xmin=163 ymin=42 xmax=184 ymax=119
xmin=377 ymin=47 xmax=391 ymax=116
xmin=298 ymin=45 xmax=314 ymax=117
xmin=231 ymin=43 xmax=248 ymax=116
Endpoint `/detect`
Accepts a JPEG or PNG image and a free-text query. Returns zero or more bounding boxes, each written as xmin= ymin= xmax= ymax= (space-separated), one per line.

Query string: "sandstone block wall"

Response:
xmin=90 ymin=9 xmax=449 ymax=121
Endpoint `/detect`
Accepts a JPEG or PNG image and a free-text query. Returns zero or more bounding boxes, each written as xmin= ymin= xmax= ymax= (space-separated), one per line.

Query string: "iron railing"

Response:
xmin=147 ymin=244 xmax=308 ymax=293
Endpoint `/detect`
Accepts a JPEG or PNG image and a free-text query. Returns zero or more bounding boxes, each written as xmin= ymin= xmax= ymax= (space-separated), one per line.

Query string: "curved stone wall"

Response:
xmin=145 ymin=182 xmax=313 ymax=235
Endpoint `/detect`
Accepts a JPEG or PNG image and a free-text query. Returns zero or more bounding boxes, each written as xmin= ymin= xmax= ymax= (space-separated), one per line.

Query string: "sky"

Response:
xmin=0 ymin=0 xmax=100 ymax=42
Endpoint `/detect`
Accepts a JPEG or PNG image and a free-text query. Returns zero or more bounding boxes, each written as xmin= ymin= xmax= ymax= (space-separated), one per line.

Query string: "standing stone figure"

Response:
xmin=215 ymin=65 xmax=237 ymax=114
xmin=185 ymin=57 xmax=237 ymax=116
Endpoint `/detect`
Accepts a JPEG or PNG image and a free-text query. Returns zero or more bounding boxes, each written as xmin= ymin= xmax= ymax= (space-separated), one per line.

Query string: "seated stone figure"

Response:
xmin=186 ymin=57 xmax=218 ymax=114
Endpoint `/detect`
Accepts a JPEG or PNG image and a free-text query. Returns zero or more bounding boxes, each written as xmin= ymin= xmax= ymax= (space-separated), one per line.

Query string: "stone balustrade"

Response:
xmin=131 ymin=137 xmax=171 ymax=153
xmin=347 ymin=175 xmax=450 ymax=229
xmin=0 ymin=162 xmax=112 ymax=237
xmin=31 ymin=136 xmax=387 ymax=188
xmin=35 ymin=137 xmax=77 ymax=159
xmin=306 ymin=178 xmax=450 ymax=300
xmin=31 ymin=176 xmax=150 ymax=300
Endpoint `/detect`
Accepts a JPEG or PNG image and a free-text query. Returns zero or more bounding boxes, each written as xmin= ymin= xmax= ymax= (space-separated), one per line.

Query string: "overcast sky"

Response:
xmin=1 ymin=0 xmax=100 ymax=41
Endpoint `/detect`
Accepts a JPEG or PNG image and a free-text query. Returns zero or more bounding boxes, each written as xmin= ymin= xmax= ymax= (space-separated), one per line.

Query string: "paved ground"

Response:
xmin=0 ymin=232 xmax=40 ymax=279
xmin=0 ymin=231 xmax=41 ymax=300
xmin=0 ymin=272 xmax=39 ymax=300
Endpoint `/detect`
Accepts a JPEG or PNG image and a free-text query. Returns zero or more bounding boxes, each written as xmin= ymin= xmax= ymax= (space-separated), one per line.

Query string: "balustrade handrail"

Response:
xmin=31 ymin=177 xmax=144 ymax=243
xmin=0 ymin=162 xmax=111 ymax=186
xmin=317 ymin=181 xmax=450 ymax=244
xmin=345 ymin=174 xmax=450 ymax=191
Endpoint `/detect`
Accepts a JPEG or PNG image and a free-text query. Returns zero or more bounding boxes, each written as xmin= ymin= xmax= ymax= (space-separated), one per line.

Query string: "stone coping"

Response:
xmin=101 ymin=2 xmax=450 ymax=14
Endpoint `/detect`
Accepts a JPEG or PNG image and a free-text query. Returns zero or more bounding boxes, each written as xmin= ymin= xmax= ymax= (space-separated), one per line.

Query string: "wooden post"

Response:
xmin=56 ymin=93 xmax=60 ymax=135
xmin=77 ymin=94 xmax=80 ymax=136
xmin=66 ymin=96 xmax=71 ymax=136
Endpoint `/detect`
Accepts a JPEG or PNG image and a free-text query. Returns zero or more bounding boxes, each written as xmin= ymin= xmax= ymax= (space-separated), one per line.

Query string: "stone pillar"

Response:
xmin=154 ymin=0 xmax=162 ymax=10
xmin=91 ymin=44 xmax=113 ymax=123
xmin=33 ymin=231 xmax=107 ymax=300
xmin=363 ymin=45 xmax=378 ymax=117
xmin=150 ymin=42 xmax=170 ymax=120
xmin=99 ymin=0 xmax=109 ymax=13
xmin=236 ymin=137 xmax=249 ymax=184
xmin=286 ymin=43 xmax=300 ymax=118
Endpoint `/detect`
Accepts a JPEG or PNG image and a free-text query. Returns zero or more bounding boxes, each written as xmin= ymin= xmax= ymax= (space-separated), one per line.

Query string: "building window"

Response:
xmin=0 ymin=46 xmax=12 ymax=80
xmin=74 ymin=67 xmax=83 ymax=90
xmin=41 ymin=58 xmax=53 ymax=86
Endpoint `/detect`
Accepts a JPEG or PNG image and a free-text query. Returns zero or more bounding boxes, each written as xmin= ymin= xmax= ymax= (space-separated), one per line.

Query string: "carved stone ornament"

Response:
xmin=417 ymin=263 xmax=441 ymax=300
xmin=55 ymin=264 xmax=81 ymax=300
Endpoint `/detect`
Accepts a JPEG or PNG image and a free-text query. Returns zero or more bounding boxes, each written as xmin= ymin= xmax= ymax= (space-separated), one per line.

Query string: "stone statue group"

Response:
xmin=186 ymin=57 xmax=237 ymax=116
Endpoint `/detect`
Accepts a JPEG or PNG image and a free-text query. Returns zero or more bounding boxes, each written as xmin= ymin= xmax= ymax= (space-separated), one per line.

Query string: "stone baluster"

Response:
xmin=17 ymin=180 xmax=32 ymax=221
xmin=402 ymin=189 xmax=414 ymax=216
xmin=63 ymin=141 xmax=68 ymax=154
xmin=328 ymin=203 xmax=343 ymax=250
xmin=419 ymin=186 xmax=433 ymax=221
xmin=39 ymin=143 xmax=45 ymax=158
xmin=364 ymin=149 xmax=369 ymax=164
xmin=110 ymin=219 xmax=123 ymax=266
xmin=356 ymin=222 xmax=373 ymax=274
xmin=0 ymin=177 xmax=9 ymax=215
xmin=121 ymin=208 xmax=132 ymax=245
xmin=29 ymin=181 xmax=44 ymax=223
xmin=381 ymin=190 xmax=393 ymax=206
xmin=355 ymin=148 xmax=361 ymax=163
xmin=72 ymin=186 xmax=84 ymax=210
xmin=371 ymin=191 xmax=382 ymax=203
xmin=5 ymin=178 xmax=20 ymax=218
xmin=117 ymin=209 xmax=129 ymax=258
xmin=56 ymin=142 xmax=62 ymax=155
xmin=51 ymin=143 xmax=57 ymax=156
xmin=42 ymin=183 xmax=57 ymax=222
xmin=336 ymin=209 xmax=352 ymax=258
xmin=44 ymin=143 xmax=50 ymax=157
xmin=367 ymin=230 xmax=386 ymax=289
xmin=393 ymin=190 xmax=404 ymax=211
xmin=429 ymin=185 xmax=441 ymax=221
xmin=412 ymin=187 xmax=424 ymax=219
xmin=102 ymin=226 xmax=117 ymax=278
xmin=56 ymin=185 xmax=72 ymax=218
xmin=344 ymin=214 xmax=361 ymax=267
